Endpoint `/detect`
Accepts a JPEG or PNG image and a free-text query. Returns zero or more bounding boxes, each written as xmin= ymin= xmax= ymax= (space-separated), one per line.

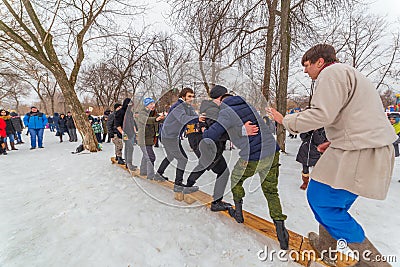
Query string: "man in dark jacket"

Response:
xmin=10 ymin=111 xmax=24 ymax=144
xmin=203 ymin=93 xmax=289 ymax=250
xmin=58 ymin=113 xmax=68 ymax=143
xmin=66 ymin=111 xmax=78 ymax=142
xmin=185 ymin=86 xmax=232 ymax=211
xmin=156 ymin=88 xmax=200 ymax=193
xmin=114 ymin=98 xmax=132 ymax=166
xmin=108 ymin=103 xmax=123 ymax=162
xmin=53 ymin=112 xmax=60 ymax=134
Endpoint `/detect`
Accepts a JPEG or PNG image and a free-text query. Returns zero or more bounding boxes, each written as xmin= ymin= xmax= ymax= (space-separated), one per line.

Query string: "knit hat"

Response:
xmin=31 ymin=106 xmax=37 ymax=109
xmin=209 ymin=85 xmax=228 ymax=99
xmin=113 ymin=103 xmax=122 ymax=110
xmin=143 ymin=97 xmax=155 ymax=107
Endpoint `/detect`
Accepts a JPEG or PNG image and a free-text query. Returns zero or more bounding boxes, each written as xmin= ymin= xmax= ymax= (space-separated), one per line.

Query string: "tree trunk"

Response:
xmin=50 ymin=97 xmax=55 ymax=115
xmin=262 ymin=0 xmax=278 ymax=102
xmin=54 ymin=69 xmax=99 ymax=152
xmin=277 ymin=0 xmax=291 ymax=152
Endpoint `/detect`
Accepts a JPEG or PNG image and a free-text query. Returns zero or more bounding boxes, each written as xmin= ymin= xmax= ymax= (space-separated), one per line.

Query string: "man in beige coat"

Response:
xmin=270 ymin=44 xmax=396 ymax=266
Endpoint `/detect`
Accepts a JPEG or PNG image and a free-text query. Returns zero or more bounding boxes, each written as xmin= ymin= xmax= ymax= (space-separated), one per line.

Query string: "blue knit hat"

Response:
xmin=143 ymin=97 xmax=155 ymax=107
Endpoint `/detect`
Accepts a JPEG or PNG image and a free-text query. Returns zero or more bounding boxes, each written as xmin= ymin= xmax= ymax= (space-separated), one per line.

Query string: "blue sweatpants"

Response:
xmin=307 ymin=179 xmax=365 ymax=243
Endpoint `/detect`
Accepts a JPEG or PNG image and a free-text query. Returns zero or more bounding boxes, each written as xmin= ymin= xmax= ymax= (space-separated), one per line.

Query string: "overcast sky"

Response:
xmin=142 ymin=0 xmax=400 ymax=31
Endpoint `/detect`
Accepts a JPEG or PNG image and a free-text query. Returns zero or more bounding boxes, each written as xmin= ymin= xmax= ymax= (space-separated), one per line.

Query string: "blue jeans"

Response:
xmin=307 ymin=179 xmax=365 ymax=243
xmin=16 ymin=132 xmax=22 ymax=143
xmin=4 ymin=133 xmax=15 ymax=143
xmin=28 ymin=128 xmax=44 ymax=148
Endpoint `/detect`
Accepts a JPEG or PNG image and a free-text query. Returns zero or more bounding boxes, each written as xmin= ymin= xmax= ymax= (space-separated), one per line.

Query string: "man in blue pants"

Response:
xmin=23 ymin=106 xmax=48 ymax=149
xmin=270 ymin=44 xmax=396 ymax=266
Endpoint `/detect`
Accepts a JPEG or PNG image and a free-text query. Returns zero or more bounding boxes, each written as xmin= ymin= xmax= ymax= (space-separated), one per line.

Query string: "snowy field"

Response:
xmin=1 ymin=129 xmax=399 ymax=267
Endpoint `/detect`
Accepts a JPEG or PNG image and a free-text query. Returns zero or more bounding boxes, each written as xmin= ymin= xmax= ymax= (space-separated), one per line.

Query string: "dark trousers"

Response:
xmin=157 ymin=138 xmax=188 ymax=185
xmin=68 ymin=128 xmax=78 ymax=142
xmin=302 ymin=164 xmax=310 ymax=174
xmin=95 ymin=133 xmax=102 ymax=143
xmin=187 ymin=132 xmax=202 ymax=158
xmin=187 ymin=156 xmax=229 ymax=201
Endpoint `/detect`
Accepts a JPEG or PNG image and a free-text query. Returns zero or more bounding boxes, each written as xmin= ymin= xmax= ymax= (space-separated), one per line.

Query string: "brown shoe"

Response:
xmin=300 ymin=172 xmax=309 ymax=190
xmin=348 ymin=237 xmax=391 ymax=266
xmin=308 ymin=225 xmax=337 ymax=266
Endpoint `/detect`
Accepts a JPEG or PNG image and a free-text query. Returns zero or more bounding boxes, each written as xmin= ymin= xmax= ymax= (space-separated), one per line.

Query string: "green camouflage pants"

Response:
xmin=231 ymin=152 xmax=287 ymax=221
xmin=112 ymin=137 xmax=123 ymax=157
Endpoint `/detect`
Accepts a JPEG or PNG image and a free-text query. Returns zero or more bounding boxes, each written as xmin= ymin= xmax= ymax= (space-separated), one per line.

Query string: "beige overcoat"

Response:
xmin=283 ymin=63 xmax=397 ymax=200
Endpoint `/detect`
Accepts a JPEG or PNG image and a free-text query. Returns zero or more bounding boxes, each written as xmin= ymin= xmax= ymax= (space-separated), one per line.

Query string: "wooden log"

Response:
xmin=174 ymin=192 xmax=184 ymax=201
xmin=183 ymin=194 xmax=197 ymax=204
xmin=110 ymin=157 xmax=355 ymax=266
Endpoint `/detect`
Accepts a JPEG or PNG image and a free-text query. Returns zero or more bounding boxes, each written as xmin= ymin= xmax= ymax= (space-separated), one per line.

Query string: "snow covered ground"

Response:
xmin=1 ymin=130 xmax=399 ymax=267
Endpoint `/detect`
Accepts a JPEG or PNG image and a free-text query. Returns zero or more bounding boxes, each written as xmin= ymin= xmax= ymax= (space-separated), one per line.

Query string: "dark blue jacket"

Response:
xmin=53 ymin=113 xmax=60 ymax=126
xmin=161 ymin=99 xmax=198 ymax=139
xmin=23 ymin=111 xmax=48 ymax=129
xmin=203 ymin=96 xmax=275 ymax=161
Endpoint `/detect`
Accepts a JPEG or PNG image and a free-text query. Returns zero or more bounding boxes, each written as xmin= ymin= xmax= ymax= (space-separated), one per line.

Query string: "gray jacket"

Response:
xmin=161 ymin=99 xmax=198 ymax=139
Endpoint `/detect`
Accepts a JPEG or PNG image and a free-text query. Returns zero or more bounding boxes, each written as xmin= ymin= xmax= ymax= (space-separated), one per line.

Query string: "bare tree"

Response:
xmin=330 ymin=7 xmax=400 ymax=90
xmin=380 ymin=88 xmax=396 ymax=109
xmin=169 ymin=0 xmax=266 ymax=94
xmin=0 ymin=0 xmax=143 ymax=151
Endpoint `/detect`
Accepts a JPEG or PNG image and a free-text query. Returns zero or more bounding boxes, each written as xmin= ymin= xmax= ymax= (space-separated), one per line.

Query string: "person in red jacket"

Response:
xmin=0 ymin=117 xmax=7 ymax=155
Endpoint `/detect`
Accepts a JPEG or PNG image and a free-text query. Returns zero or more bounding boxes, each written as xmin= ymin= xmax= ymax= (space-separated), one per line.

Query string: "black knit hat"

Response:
xmin=388 ymin=113 xmax=399 ymax=119
xmin=114 ymin=103 xmax=122 ymax=110
xmin=209 ymin=85 xmax=228 ymax=99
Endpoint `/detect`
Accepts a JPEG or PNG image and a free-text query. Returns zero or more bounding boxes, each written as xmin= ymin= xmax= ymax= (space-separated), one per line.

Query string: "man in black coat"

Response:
xmin=114 ymin=98 xmax=132 ymax=166
xmin=185 ymin=86 xmax=232 ymax=211
xmin=66 ymin=111 xmax=78 ymax=142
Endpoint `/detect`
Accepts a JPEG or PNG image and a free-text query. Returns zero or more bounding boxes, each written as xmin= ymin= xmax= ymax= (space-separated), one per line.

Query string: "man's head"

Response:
xmin=209 ymin=85 xmax=228 ymax=102
xmin=388 ymin=113 xmax=399 ymax=125
xmin=179 ymin=87 xmax=195 ymax=104
xmin=143 ymin=97 xmax=156 ymax=110
xmin=31 ymin=106 xmax=38 ymax=113
xmin=114 ymin=103 xmax=122 ymax=111
xmin=67 ymin=111 xmax=72 ymax=116
xmin=301 ymin=44 xmax=338 ymax=80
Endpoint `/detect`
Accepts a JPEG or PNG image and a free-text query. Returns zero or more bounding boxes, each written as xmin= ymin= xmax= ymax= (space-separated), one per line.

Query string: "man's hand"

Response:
xmin=156 ymin=114 xmax=165 ymax=121
xmin=244 ymin=121 xmax=259 ymax=136
xmin=199 ymin=113 xmax=206 ymax=122
xmin=266 ymin=107 xmax=283 ymax=125
xmin=317 ymin=141 xmax=331 ymax=153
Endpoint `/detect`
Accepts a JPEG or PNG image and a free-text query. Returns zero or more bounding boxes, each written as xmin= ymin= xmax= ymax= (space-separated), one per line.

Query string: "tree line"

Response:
xmin=0 ymin=0 xmax=399 ymax=151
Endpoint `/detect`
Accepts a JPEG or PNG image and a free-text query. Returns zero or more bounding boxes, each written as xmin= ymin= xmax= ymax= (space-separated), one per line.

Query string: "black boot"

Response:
xmin=117 ymin=156 xmax=125 ymax=165
xmin=173 ymin=183 xmax=199 ymax=194
xmin=10 ymin=142 xmax=18 ymax=150
xmin=228 ymin=199 xmax=244 ymax=223
xmin=273 ymin=220 xmax=289 ymax=250
xmin=211 ymin=199 xmax=232 ymax=212
xmin=154 ymin=173 xmax=168 ymax=181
